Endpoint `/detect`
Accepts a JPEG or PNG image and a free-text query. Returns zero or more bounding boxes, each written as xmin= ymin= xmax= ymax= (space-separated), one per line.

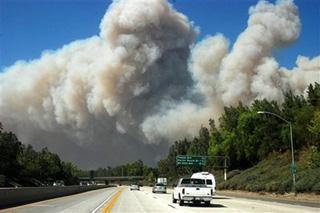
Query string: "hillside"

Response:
xmin=218 ymin=148 xmax=320 ymax=194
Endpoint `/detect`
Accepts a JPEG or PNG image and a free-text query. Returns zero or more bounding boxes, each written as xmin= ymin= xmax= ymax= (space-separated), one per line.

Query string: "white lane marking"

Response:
xmin=132 ymin=189 xmax=147 ymax=213
xmin=91 ymin=188 xmax=119 ymax=213
xmin=168 ymin=204 xmax=176 ymax=209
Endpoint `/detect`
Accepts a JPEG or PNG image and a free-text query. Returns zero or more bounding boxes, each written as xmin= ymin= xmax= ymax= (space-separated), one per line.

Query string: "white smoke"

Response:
xmin=0 ymin=0 xmax=196 ymax=167
xmin=142 ymin=0 xmax=319 ymax=143
xmin=0 ymin=0 xmax=319 ymax=167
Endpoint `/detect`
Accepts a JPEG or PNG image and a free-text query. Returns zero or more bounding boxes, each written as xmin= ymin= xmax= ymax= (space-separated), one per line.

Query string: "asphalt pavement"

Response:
xmin=2 ymin=187 xmax=117 ymax=213
xmin=2 ymin=186 xmax=319 ymax=213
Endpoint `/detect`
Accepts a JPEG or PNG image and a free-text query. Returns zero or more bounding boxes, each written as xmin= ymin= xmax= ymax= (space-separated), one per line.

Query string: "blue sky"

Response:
xmin=0 ymin=0 xmax=319 ymax=70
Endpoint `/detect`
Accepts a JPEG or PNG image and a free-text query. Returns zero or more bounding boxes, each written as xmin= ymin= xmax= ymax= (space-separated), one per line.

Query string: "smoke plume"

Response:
xmin=142 ymin=0 xmax=319 ymax=143
xmin=0 ymin=0 xmax=319 ymax=167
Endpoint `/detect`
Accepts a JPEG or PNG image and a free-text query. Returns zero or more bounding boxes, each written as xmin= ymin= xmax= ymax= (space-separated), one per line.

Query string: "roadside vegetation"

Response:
xmin=157 ymin=83 xmax=320 ymax=194
xmin=219 ymin=148 xmax=320 ymax=194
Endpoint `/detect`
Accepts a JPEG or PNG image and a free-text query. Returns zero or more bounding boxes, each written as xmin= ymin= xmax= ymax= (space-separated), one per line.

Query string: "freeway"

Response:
xmin=3 ymin=186 xmax=319 ymax=213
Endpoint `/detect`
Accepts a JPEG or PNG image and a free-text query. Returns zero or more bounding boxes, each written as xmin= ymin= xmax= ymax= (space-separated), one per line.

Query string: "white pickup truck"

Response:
xmin=172 ymin=178 xmax=213 ymax=206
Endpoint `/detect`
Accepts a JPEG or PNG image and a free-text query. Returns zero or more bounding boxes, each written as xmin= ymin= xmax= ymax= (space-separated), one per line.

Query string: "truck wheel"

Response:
xmin=172 ymin=195 xmax=177 ymax=203
xmin=204 ymin=201 xmax=211 ymax=207
xmin=178 ymin=194 xmax=184 ymax=206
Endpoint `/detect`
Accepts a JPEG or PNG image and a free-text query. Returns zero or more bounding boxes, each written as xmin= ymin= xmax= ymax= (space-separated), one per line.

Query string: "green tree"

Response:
xmin=188 ymin=127 xmax=210 ymax=156
xmin=18 ymin=144 xmax=41 ymax=179
xmin=61 ymin=162 xmax=79 ymax=185
xmin=0 ymin=127 xmax=22 ymax=177
xmin=219 ymin=103 xmax=248 ymax=132
xmin=307 ymin=83 xmax=320 ymax=107
xmin=38 ymin=148 xmax=63 ymax=182
xmin=309 ymin=111 xmax=320 ymax=145
xmin=157 ymin=159 xmax=170 ymax=177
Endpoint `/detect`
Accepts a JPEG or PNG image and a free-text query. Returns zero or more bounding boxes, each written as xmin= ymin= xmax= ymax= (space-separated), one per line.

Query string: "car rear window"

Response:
xmin=181 ymin=179 xmax=191 ymax=184
xmin=180 ymin=178 xmax=205 ymax=186
xmin=191 ymin=178 xmax=205 ymax=185
xmin=206 ymin=179 xmax=212 ymax=185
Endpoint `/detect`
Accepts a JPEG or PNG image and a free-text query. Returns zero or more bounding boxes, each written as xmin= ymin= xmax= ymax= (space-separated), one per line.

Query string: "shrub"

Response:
xmin=295 ymin=168 xmax=320 ymax=193
xmin=246 ymin=184 xmax=264 ymax=192
xmin=307 ymin=146 xmax=320 ymax=168
xmin=311 ymin=182 xmax=320 ymax=194
xmin=278 ymin=179 xmax=292 ymax=194
xmin=227 ymin=170 xmax=241 ymax=179
xmin=265 ymin=181 xmax=281 ymax=192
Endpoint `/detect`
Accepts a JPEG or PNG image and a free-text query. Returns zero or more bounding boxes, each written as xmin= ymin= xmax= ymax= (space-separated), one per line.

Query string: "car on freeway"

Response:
xmin=130 ymin=184 xmax=140 ymax=191
xmin=152 ymin=183 xmax=167 ymax=193
xmin=172 ymin=178 xmax=213 ymax=206
xmin=53 ymin=180 xmax=65 ymax=186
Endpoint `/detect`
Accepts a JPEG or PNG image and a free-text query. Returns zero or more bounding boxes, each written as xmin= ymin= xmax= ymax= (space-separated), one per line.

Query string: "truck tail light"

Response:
xmin=182 ymin=188 xmax=185 ymax=194
xmin=211 ymin=189 xmax=213 ymax=195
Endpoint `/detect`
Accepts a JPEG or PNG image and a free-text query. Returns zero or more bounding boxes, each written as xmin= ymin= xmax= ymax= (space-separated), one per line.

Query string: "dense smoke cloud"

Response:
xmin=142 ymin=0 xmax=319 ymax=143
xmin=0 ymin=0 xmax=319 ymax=167
xmin=0 ymin=0 xmax=196 ymax=167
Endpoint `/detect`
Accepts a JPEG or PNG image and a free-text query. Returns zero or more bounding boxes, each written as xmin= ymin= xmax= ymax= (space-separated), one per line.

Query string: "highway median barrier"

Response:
xmin=0 ymin=185 xmax=116 ymax=209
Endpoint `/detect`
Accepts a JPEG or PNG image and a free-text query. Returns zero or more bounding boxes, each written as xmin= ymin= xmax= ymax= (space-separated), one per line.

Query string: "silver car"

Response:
xmin=152 ymin=183 xmax=167 ymax=193
xmin=130 ymin=184 xmax=140 ymax=191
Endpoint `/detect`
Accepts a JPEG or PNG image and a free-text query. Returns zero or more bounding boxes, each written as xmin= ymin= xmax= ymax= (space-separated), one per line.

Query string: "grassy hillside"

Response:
xmin=218 ymin=147 xmax=320 ymax=194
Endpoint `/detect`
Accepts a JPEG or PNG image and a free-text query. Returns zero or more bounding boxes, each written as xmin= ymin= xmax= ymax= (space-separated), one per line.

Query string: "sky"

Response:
xmin=1 ymin=0 xmax=319 ymax=71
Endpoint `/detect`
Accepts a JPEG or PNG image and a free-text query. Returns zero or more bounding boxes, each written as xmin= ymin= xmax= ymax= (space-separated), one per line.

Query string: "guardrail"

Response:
xmin=0 ymin=185 xmax=116 ymax=209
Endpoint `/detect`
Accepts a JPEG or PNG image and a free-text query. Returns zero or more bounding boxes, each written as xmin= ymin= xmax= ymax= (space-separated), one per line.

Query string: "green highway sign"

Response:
xmin=176 ymin=155 xmax=206 ymax=166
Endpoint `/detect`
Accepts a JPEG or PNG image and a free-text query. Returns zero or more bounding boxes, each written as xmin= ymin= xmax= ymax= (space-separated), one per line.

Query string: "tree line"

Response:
xmin=0 ymin=126 xmax=79 ymax=186
xmin=0 ymin=124 xmax=157 ymax=186
xmin=78 ymin=160 xmax=158 ymax=184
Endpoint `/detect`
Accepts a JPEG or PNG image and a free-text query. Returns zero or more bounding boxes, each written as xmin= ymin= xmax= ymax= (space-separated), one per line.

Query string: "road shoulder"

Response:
xmin=217 ymin=190 xmax=320 ymax=208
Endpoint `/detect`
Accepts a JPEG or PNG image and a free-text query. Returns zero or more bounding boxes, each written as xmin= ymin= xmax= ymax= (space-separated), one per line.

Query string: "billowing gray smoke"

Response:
xmin=142 ymin=0 xmax=319 ymax=143
xmin=0 ymin=0 xmax=319 ymax=168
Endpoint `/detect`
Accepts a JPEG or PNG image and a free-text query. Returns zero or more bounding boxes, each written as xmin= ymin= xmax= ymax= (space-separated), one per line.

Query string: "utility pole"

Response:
xmin=257 ymin=111 xmax=296 ymax=192
xmin=224 ymin=157 xmax=227 ymax=181
xmin=289 ymin=122 xmax=296 ymax=189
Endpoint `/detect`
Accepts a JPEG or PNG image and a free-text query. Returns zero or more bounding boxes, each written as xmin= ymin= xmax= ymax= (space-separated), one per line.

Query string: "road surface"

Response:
xmin=2 ymin=186 xmax=319 ymax=212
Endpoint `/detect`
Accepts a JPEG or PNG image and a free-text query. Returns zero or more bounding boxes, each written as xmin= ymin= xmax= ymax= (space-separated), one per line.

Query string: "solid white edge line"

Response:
xmin=91 ymin=187 xmax=120 ymax=213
